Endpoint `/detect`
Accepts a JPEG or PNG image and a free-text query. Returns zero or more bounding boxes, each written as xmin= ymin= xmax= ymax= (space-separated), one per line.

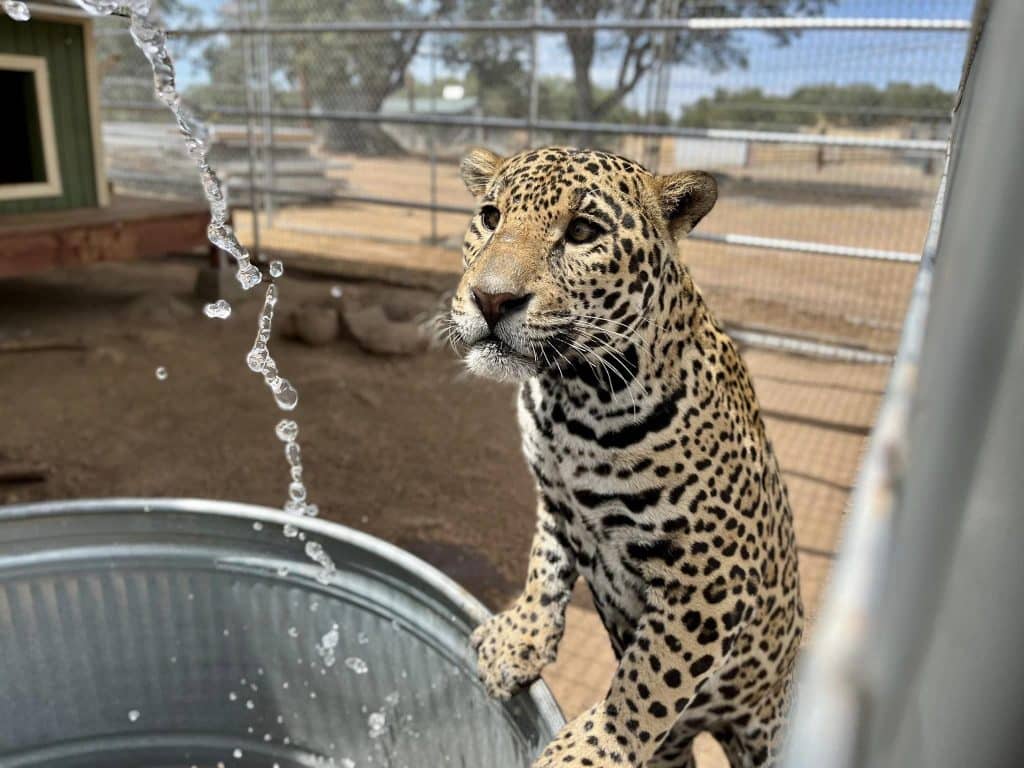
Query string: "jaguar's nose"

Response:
xmin=471 ymin=288 xmax=533 ymax=332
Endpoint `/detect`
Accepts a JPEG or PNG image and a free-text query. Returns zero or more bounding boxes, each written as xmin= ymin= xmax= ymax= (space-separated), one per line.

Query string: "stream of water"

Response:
xmin=26 ymin=0 xmax=335 ymax=578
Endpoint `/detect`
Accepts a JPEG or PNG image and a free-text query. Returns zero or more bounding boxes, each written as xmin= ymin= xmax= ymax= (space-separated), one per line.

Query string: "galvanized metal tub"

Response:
xmin=0 ymin=498 xmax=564 ymax=767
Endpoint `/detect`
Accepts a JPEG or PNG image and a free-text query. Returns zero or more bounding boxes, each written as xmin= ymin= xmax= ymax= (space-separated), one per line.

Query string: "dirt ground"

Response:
xmin=0 ymin=257 xmax=887 ymax=764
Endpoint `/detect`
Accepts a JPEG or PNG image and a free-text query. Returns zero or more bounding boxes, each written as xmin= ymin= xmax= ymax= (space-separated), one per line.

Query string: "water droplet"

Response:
xmin=128 ymin=709 xmax=140 ymax=722
xmin=233 ymin=748 xmax=243 ymax=759
xmin=3 ymin=1 xmax=30 ymax=21
xmin=272 ymin=379 xmax=299 ymax=410
xmin=357 ymin=632 xmax=369 ymax=645
xmin=155 ymin=366 xmax=168 ymax=380
xmin=330 ymin=285 xmax=343 ymax=298
xmin=228 ymin=691 xmax=237 ymax=701
xmin=345 ymin=657 xmax=369 ymax=675
xmin=246 ymin=346 xmax=268 ymax=372
xmin=252 ymin=521 xmax=263 ymax=531
xmin=203 ymin=299 xmax=232 ymax=319
xmin=287 ymin=626 xmax=299 ymax=638
xmin=269 ymin=260 xmax=284 ymax=277
xmin=275 ymin=419 xmax=299 ymax=443
xmin=368 ymin=710 xmax=387 ymax=738
xmin=236 ymin=265 xmax=263 ymax=290
xmin=245 ymin=700 xmax=254 ymax=710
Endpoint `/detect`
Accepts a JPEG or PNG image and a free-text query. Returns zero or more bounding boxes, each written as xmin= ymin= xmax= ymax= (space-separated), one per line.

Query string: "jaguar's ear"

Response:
xmin=460 ymin=147 xmax=503 ymax=198
xmin=654 ymin=170 xmax=717 ymax=238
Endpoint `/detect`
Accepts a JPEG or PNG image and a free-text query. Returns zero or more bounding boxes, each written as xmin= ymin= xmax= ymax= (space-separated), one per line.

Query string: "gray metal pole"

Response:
xmin=260 ymin=0 xmax=275 ymax=227
xmin=166 ymin=17 xmax=974 ymax=36
xmin=429 ymin=37 xmax=439 ymax=244
xmin=527 ymin=0 xmax=541 ymax=148
xmin=240 ymin=0 xmax=262 ymax=262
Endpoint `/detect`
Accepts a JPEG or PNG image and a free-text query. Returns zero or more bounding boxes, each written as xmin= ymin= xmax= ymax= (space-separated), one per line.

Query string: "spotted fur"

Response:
xmin=446 ymin=147 xmax=804 ymax=767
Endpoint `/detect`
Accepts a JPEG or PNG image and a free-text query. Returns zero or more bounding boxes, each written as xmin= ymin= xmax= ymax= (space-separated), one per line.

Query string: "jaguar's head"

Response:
xmin=447 ymin=146 xmax=716 ymax=384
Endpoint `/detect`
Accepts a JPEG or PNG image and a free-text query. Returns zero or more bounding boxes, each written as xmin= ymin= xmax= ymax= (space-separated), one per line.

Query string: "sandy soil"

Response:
xmin=0 ymin=258 xmax=887 ymax=768
xmin=0 ymin=255 xmax=884 ymax=605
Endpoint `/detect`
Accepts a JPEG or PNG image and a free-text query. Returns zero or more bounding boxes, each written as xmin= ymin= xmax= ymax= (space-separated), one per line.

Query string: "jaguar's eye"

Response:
xmin=566 ymin=217 xmax=602 ymax=245
xmin=480 ymin=205 xmax=501 ymax=231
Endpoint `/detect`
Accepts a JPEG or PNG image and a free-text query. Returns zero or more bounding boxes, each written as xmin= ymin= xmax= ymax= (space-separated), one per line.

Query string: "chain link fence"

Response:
xmin=94 ymin=0 xmax=975 ymax=618
xmin=98 ymin=0 xmax=972 ymax=357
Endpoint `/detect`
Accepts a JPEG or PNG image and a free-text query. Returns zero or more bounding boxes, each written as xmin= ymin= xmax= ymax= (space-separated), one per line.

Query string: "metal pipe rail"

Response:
xmin=100 ymin=101 xmax=951 ymax=153
xmin=690 ymin=232 xmax=920 ymax=264
xmin=234 ymin=184 xmax=922 ymax=265
xmin=107 ymin=172 xmax=923 ymax=267
xmin=165 ymin=18 xmax=972 ymax=37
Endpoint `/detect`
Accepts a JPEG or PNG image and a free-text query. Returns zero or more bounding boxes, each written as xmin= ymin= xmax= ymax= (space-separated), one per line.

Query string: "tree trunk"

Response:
xmin=321 ymin=90 xmax=407 ymax=156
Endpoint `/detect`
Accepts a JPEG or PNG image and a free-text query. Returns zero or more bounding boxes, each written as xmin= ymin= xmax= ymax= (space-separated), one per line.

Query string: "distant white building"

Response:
xmin=674 ymin=137 xmax=750 ymax=168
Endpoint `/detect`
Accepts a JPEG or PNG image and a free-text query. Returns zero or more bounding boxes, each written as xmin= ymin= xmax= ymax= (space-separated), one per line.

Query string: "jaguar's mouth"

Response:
xmin=472 ymin=334 xmax=517 ymax=355
xmin=464 ymin=335 xmax=538 ymax=382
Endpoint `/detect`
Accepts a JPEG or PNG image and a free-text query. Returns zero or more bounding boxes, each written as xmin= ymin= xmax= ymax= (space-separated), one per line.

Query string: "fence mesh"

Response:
xmin=94 ymin=0 xmax=974 ymax=632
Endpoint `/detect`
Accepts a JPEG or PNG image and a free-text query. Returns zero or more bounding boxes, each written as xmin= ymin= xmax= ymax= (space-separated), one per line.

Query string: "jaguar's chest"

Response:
xmin=517 ymin=380 xmax=672 ymax=606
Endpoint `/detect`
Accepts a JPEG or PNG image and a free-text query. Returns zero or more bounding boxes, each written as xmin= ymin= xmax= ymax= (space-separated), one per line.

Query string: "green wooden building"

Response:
xmin=0 ymin=5 xmax=108 ymax=215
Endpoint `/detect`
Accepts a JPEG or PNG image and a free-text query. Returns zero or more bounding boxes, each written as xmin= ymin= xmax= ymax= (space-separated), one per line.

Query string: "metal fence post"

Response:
xmin=260 ymin=0 xmax=274 ymax=227
xmin=240 ymin=0 xmax=262 ymax=262
xmin=429 ymin=36 xmax=439 ymax=244
xmin=528 ymin=0 xmax=541 ymax=148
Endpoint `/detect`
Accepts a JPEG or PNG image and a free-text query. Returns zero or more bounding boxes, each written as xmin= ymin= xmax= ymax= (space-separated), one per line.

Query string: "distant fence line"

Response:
xmin=101 ymin=101 xmax=951 ymax=153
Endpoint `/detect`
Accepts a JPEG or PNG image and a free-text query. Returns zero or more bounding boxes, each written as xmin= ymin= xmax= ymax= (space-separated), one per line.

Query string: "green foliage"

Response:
xmin=679 ymin=83 xmax=955 ymax=129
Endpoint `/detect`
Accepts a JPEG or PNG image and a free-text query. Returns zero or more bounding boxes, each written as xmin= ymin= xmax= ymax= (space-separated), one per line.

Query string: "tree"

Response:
xmin=445 ymin=0 xmax=834 ymax=128
xmin=198 ymin=0 xmax=453 ymax=154
xmin=679 ymin=83 xmax=954 ymax=130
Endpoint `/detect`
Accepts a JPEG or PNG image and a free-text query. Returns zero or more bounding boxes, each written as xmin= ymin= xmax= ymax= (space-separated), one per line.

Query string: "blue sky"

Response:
xmin=417 ymin=0 xmax=975 ymax=115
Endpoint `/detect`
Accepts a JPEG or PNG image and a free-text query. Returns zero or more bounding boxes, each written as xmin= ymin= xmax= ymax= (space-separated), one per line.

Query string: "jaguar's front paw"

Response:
xmin=470 ymin=601 xmax=559 ymax=700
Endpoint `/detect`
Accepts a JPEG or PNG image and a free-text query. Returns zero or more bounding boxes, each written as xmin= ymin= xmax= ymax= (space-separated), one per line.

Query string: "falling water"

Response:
xmin=203 ymin=299 xmax=232 ymax=319
xmin=2 ymin=1 xmax=29 ymax=21
xmin=249 ymin=286 xmax=299 ymax=410
xmin=51 ymin=0 xmax=338 ymax=579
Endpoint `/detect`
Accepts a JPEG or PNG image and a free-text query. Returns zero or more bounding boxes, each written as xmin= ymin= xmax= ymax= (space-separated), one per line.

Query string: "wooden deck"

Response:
xmin=0 ymin=195 xmax=211 ymax=279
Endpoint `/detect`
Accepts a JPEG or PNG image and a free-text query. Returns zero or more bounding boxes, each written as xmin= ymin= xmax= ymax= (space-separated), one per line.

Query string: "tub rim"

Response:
xmin=0 ymin=496 xmax=567 ymax=732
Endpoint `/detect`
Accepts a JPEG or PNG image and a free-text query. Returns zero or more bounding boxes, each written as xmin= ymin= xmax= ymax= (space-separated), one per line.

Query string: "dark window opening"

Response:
xmin=0 ymin=69 xmax=47 ymax=186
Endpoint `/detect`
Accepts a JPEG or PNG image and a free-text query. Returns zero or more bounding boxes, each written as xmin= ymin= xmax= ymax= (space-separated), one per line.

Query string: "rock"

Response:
xmin=89 ymin=345 xmax=126 ymax=366
xmin=119 ymin=293 xmax=195 ymax=325
xmin=340 ymin=303 xmax=429 ymax=356
xmin=292 ymin=305 xmax=340 ymax=347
